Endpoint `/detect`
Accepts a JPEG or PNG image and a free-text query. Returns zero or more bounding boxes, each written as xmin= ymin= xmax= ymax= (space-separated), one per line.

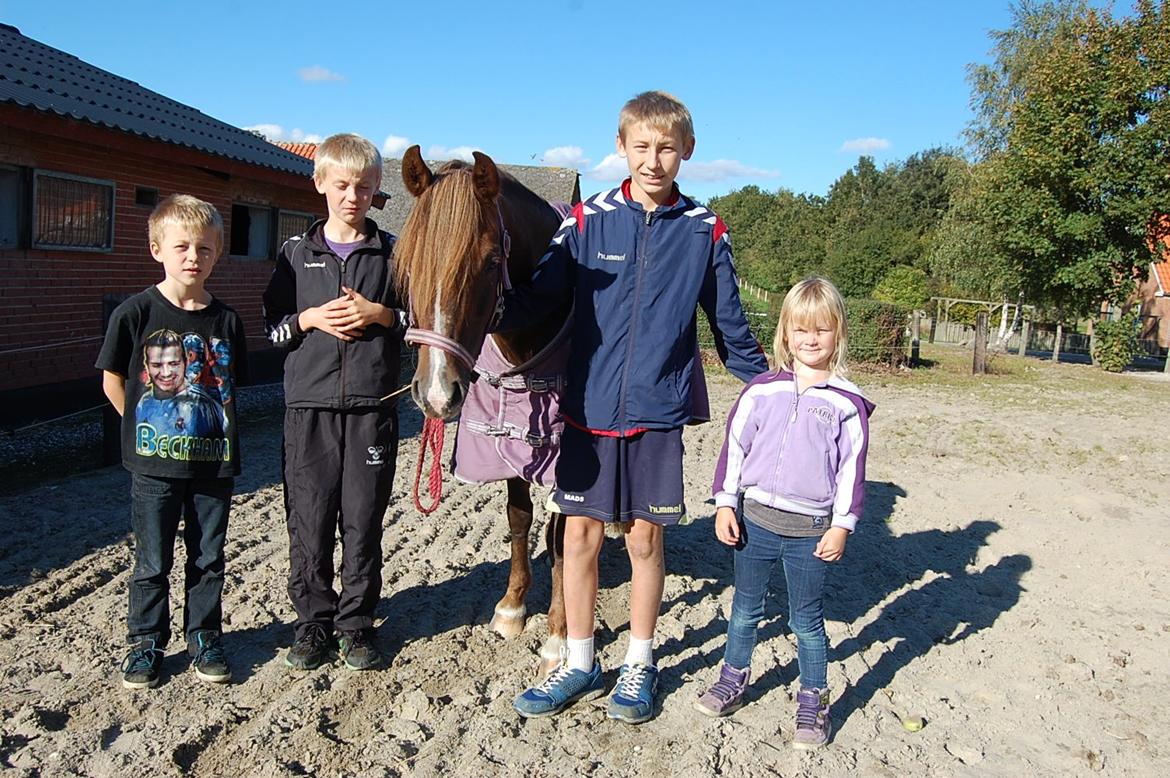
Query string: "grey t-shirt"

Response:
xmin=743 ymin=498 xmax=829 ymax=538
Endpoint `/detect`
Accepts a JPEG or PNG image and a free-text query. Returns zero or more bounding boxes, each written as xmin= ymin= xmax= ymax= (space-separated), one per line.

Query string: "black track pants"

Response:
xmin=283 ymin=407 xmax=398 ymax=636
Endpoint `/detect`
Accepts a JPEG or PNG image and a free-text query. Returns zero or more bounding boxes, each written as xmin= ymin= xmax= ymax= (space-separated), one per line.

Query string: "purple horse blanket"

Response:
xmin=453 ymin=326 xmax=570 ymax=487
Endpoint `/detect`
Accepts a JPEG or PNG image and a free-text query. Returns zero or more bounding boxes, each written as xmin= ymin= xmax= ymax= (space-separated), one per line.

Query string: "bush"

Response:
xmin=846 ymin=298 xmax=909 ymax=366
xmin=945 ymin=302 xmax=984 ymax=326
xmin=873 ymin=265 xmax=930 ymax=310
xmin=1091 ymin=315 xmax=1139 ymax=372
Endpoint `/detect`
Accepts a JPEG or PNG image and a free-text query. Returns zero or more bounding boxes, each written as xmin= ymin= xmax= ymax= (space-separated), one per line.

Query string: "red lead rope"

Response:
xmin=414 ymin=417 xmax=446 ymax=514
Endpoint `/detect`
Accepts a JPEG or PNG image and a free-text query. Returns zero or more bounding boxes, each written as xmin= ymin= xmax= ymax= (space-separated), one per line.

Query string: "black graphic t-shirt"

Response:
xmin=96 ymin=286 xmax=250 ymax=478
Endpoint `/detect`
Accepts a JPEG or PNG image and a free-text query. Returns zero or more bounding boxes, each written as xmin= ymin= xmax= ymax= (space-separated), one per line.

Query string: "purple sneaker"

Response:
xmin=693 ymin=663 xmax=750 ymax=717
xmin=792 ymin=687 xmax=832 ymax=749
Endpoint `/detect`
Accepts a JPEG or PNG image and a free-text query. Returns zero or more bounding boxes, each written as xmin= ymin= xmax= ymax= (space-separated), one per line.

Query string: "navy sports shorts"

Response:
xmin=551 ymin=424 xmax=686 ymax=525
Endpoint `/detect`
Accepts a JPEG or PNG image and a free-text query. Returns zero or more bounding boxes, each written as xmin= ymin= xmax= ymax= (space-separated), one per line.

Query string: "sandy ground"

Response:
xmin=1 ymin=353 xmax=1168 ymax=777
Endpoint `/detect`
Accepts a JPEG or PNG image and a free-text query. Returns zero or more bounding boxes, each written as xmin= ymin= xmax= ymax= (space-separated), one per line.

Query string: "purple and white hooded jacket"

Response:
xmin=712 ymin=370 xmax=874 ymax=532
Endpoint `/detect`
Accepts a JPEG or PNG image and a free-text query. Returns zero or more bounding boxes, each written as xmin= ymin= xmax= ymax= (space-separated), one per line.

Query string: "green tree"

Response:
xmin=966 ymin=0 xmax=1170 ymax=317
xmin=708 ymin=186 xmax=779 ymax=283
xmin=928 ymin=158 xmax=1019 ymax=300
xmin=823 ymin=157 xmax=898 ymax=296
xmin=822 ymin=151 xmax=966 ymax=297
xmin=744 ymin=190 xmax=828 ymax=290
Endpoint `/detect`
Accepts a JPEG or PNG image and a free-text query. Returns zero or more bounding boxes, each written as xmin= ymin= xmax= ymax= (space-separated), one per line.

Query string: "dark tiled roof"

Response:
xmin=373 ymin=157 xmax=581 ymax=234
xmin=0 ymin=24 xmax=312 ymax=178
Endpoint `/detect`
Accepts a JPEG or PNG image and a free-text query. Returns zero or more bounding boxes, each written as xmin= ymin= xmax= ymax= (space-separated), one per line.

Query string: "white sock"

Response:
xmin=566 ymin=636 xmax=594 ymax=672
xmin=624 ymin=636 xmax=654 ymax=668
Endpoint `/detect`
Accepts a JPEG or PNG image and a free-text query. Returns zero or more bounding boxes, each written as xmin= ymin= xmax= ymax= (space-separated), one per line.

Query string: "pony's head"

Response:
xmin=395 ymin=145 xmax=507 ymax=420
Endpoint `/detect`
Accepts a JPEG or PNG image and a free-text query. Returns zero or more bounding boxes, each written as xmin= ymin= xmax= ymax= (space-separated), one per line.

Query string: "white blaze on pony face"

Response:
xmin=424 ymin=288 xmax=458 ymax=415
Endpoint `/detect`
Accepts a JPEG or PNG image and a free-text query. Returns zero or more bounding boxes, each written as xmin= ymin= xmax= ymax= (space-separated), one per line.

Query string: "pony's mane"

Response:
xmin=394 ymin=161 xmax=500 ymax=322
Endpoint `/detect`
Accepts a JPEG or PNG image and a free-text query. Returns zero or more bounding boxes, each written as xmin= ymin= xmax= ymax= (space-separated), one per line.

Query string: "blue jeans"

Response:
xmin=724 ymin=517 xmax=828 ymax=689
xmin=127 ymin=473 xmax=233 ymax=648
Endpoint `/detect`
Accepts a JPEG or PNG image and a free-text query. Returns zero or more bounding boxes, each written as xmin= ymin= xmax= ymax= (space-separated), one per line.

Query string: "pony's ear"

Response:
xmin=471 ymin=151 xmax=500 ymax=203
xmin=402 ymin=145 xmax=434 ymax=197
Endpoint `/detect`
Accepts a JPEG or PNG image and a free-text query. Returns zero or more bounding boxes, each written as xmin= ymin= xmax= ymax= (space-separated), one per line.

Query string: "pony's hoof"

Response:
xmin=537 ymin=636 xmax=566 ymax=677
xmin=489 ymin=605 xmax=526 ymax=639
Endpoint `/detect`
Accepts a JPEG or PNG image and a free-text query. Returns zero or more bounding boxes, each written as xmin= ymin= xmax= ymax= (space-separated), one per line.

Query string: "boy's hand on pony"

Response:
xmin=814 ymin=527 xmax=849 ymax=562
xmin=715 ymin=506 xmax=740 ymax=547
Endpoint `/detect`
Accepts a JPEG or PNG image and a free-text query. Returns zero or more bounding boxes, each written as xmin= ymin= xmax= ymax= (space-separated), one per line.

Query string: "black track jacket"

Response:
xmin=262 ymin=219 xmax=404 ymax=409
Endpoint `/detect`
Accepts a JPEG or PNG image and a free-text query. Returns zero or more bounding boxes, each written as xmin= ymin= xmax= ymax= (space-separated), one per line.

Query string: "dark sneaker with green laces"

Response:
xmin=285 ymin=623 xmax=335 ymax=671
xmin=188 ymin=630 xmax=232 ymax=684
xmin=606 ymin=663 xmax=659 ymax=724
xmin=338 ymin=628 xmax=384 ymax=671
xmin=513 ymin=661 xmax=605 ymax=718
xmin=120 ymin=639 xmax=162 ymax=690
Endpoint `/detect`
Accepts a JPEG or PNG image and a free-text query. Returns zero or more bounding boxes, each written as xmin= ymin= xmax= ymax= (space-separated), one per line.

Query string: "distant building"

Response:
xmin=0 ymin=23 xmax=322 ymax=416
xmin=375 ymin=157 xmax=581 ymax=235
xmin=1137 ymin=221 xmax=1170 ymax=352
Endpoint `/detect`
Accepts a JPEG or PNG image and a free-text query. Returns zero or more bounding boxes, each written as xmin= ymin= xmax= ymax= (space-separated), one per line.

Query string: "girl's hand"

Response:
xmin=715 ymin=506 xmax=740 ymax=547
xmin=814 ymin=527 xmax=849 ymax=562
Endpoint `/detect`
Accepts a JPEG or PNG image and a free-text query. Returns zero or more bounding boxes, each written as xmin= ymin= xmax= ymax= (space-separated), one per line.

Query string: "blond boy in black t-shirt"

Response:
xmin=96 ymin=195 xmax=248 ymax=689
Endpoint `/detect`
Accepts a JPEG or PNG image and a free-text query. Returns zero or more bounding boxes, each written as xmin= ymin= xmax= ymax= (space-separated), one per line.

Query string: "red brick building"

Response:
xmin=1137 ymin=255 xmax=1170 ymax=353
xmin=0 ymin=24 xmax=322 ymax=418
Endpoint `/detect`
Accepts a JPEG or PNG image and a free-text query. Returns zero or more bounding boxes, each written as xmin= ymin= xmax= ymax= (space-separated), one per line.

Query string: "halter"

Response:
xmin=402 ymin=202 xmax=512 ymax=375
xmin=404 ymin=201 xmax=512 ymax=515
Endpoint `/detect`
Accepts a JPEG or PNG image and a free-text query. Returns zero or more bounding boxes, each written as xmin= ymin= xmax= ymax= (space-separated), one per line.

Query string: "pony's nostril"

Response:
xmin=448 ymin=381 xmax=464 ymax=409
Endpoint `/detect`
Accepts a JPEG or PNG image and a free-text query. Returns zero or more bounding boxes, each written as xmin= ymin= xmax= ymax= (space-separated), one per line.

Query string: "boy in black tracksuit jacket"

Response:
xmin=262 ymin=133 xmax=405 ymax=671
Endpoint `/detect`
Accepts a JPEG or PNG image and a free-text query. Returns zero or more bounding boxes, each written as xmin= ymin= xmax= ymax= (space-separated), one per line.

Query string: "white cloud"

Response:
xmin=426 ymin=144 xmax=481 ymax=162
xmin=679 ymin=159 xmax=781 ymax=183
xmin=584 ymin=153 xmax=629 ymax=181
xmin=299 ymin=65 xmax=345 ymax=83
xmin=382 ymin=135 xmax=412 ymax=158
xmin=542 ymin=146 xmax=590 ymax=169
xmin=244 ymin=124 xmax=323 ymax=143
xmin=839 ymin=137 xmax=891 ymax=153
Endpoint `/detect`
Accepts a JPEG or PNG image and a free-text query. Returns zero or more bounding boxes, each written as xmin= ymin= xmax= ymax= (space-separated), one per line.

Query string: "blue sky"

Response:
xmin=1 ymin=0 xmax=1123 ymax=201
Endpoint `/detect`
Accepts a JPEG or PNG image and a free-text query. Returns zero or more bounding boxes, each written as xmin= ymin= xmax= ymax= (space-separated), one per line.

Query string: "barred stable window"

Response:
xmin=33 ymin=171 xmax=115 ymax=250
xmin=277 ymin=210 xmax=314 ymax=247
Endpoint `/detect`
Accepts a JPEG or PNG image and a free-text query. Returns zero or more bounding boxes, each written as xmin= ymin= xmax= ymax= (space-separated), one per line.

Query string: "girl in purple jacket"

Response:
xmin=695 ymin=276 xmax=874 ymax=749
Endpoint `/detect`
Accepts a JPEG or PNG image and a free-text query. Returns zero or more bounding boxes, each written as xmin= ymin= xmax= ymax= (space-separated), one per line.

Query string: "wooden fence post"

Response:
xmin=1053 ymin=322 xmax=1063 ymax=363
xmin=1018 ymin=318 xmax=1030 ymax=356
xmin=911 ymin=312 xmax=921 ymax=367
xmin=973 ymin=311 xmax=988 ymax=375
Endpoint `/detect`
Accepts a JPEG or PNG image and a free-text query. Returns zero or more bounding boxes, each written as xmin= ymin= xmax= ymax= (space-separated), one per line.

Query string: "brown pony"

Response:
xmin=394 ymin=145 xmax=572 ymax=673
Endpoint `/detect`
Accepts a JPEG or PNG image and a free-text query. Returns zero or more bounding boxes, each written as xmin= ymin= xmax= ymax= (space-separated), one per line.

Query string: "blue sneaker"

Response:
xmin=513 ymin=661 xmax=605 ymax=718
xmin=606 ymin=663 xmax=659 ymax=724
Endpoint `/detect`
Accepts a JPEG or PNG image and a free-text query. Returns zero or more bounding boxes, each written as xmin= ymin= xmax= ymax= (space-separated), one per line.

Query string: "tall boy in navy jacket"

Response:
xmin=508 ymin=91 xmax=769 ymax=723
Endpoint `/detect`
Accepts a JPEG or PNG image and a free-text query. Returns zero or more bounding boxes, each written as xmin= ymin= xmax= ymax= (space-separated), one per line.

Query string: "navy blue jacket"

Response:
xmin=498 ymin=181 xmax=768 ymax=434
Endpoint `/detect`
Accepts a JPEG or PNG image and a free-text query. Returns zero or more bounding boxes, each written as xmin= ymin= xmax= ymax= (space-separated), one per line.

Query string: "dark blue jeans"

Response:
xmin=127 ymin=473 xmax=233 ymax=648
xmin=724 ymin=517 xmax=828 ymax=689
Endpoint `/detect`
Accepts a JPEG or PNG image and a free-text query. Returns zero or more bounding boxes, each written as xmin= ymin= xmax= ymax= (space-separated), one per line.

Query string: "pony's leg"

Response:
xmin=538 ymin=510 xmax=567 ymax=677
xmin=489 ymin=477 xmax=533 ymax=639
